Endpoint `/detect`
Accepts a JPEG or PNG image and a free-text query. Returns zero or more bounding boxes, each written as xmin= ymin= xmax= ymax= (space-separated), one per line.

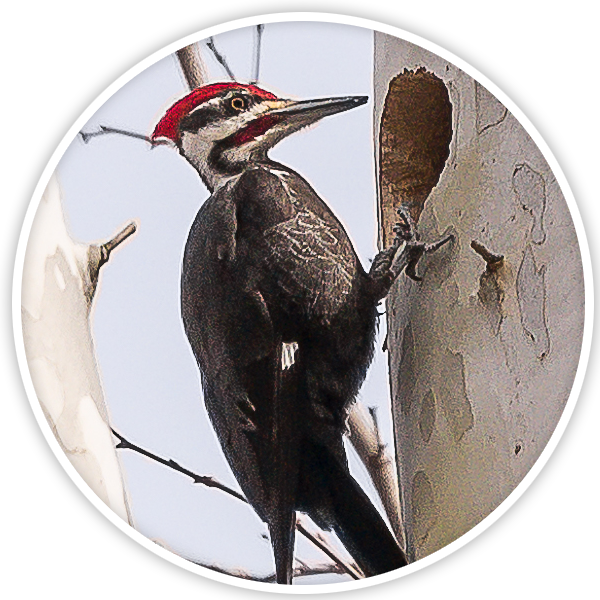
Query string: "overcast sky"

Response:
xmin=55 ymin=21 xmax=395 ymax=583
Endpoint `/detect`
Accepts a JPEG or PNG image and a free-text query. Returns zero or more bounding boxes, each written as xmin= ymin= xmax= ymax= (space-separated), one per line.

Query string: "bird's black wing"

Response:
xmin=263 ymin=208 xmax=356 ymax=320
xmin=236 ymin=167 xmax=360 ymax=325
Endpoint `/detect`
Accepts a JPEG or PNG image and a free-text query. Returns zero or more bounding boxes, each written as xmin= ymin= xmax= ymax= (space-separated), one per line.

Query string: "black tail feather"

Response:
xmin=298 ymin=437 xmax=408 ymax=577
xmin=266 ymin=346 xmax=302 ymax=584
xmin=270 ymin=510 xmax=296 ymax=584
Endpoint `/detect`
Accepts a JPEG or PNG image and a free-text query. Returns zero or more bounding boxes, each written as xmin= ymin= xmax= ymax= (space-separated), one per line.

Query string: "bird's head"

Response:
xmin=151 ymin=82 xmax=367 ymax=190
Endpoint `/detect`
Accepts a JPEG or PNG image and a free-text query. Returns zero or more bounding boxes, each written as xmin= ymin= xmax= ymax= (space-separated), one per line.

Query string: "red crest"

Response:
xmin=151 ymin=83 xmax=278 ymax=144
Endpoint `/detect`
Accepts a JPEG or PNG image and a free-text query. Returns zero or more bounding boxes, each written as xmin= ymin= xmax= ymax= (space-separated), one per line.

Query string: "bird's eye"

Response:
xmin=231 ymin=97 xmax=246 ymax=111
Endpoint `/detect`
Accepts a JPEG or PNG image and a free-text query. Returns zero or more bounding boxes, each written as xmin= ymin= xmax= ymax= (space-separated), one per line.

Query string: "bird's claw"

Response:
xmin=392 ymin=207 xmax=418 ymax=245
xmin=403 ymin=233 xmax=455 ymax=281
xmin=369 ymin=206 xmax=454 ymax=297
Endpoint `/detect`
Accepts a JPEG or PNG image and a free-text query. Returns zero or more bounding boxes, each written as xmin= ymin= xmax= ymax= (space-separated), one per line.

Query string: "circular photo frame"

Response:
xmin=13 ymin=13 xmax=591 ymax=593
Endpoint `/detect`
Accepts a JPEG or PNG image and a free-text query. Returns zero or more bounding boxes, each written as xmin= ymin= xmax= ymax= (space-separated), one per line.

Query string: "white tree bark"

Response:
xmin=374 ymin=33 xmax=585 ymax=561
xmin=22 ymin=173 xmax=135 ymax=524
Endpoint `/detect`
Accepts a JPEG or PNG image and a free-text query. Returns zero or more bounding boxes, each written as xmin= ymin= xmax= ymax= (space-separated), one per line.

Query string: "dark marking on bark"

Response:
xmin=478 ymin=266 xmax=503 ymax=334
xmin=419 ymin=389 xmax=436 ymax=443
xmin=475 ymin=82 xmax=508 ymax=134
xmin=516 ymin=245 xmax=550 ymax=359
xmin=412 ymin=470 xmax=437 ymax=546
xmin=444 ymin=79 xmax=461 ymax=178
xmin=471 ymin=240 xmax=505 ymax=334
xmin=513 ymin=164 xmax=547 ymax=244
xmin=437 ymin=350 xmax=474 ymax=441
xmin=397 ymin=323 xmax=417 ymax=414
xmin=514 ymin=441 xmax=524 ymax=456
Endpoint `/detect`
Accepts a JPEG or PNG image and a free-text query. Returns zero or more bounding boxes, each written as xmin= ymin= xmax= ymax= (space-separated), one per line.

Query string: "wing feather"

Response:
xmin=263 ymin=209 xmax=355 ymax=319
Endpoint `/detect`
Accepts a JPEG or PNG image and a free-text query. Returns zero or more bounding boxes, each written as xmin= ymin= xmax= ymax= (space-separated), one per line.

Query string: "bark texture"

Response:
xmin=374 ymin=33 xmax=585 ymax=561
xmin=22 ymin=174 xmax=134 ymax=524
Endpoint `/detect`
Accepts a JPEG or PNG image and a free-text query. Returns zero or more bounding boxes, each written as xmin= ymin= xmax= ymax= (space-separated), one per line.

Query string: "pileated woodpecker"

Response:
xmin=152 ymin=82 xmax=449 ymax=583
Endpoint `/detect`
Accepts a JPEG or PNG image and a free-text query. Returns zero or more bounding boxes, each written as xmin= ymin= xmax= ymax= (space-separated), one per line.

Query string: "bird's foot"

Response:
xmin=368 ymin=208 xmax=454 ymax=299
xmin=368 ymin=208 xmax=415 ymax=293
xmin=401 ymin=233 xmax=455 ymax=282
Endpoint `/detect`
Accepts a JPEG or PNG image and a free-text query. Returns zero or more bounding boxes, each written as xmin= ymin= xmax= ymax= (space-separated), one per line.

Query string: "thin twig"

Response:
xmin=206 ymin=37 xmax=235 ymax=81
xmin=251 ymin=25 xmax=264 ymax=84
xmin=111 ymin=428 xmax=361 ymax=579
xmin=79 ymin=126 xmax=170 ymax=146
xmin=192 ymin=559 xmax=348 ymax=583
xmin=295 ymin=520 xmax=361 ymax=580
xmin=111 ymin=429 xmax=246 ymax=502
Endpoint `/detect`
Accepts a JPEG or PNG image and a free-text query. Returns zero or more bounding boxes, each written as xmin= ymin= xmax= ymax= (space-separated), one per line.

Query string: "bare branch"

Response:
xmin=471 ymin=239 xmax=504 ymax=270
xmin=111 ymin=429 xmax=362 ymax=579
xmin=85 ymin=221 xmax=138 ymax=305
xmin=102 ymin=222 xmax=137 ymax=258
xmin=192 ymin=559 xmax=348 ymax=583
xmin=176 ymin=44 xmax=207 ymax=89
xmin=347 ymin=402 xmax=406 ymax=550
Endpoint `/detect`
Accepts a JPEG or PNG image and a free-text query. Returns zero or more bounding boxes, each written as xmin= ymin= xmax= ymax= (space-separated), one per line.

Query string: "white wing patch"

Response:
xmin=281 ymin=342 xmax=299 ymax=370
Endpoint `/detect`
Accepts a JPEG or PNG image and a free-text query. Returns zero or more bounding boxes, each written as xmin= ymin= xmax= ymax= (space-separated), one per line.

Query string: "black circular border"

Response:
xmin=25 ymin=12 xmax=591 ymax=593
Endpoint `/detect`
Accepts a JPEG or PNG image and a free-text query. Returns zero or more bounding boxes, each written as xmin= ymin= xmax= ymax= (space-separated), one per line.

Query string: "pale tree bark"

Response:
xmin=374 ymin=34 xmax=585 ymax=561
xmin=22 ymin=173 xmax=136 ymax=525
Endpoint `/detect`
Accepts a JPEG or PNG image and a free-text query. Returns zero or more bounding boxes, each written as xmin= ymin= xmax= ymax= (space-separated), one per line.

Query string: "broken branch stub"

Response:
xmin=176 ymin=45 xmax=207 ymax=89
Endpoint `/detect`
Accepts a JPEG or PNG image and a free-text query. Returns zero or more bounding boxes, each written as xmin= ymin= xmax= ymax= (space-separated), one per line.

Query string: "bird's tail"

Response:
xmin=267 ymin=344 xmax=301 ymax=585
xmin=329 ymin=466 xmax=409 ymax=577
xmin=298 ymin=437 xmax=408 ymax=577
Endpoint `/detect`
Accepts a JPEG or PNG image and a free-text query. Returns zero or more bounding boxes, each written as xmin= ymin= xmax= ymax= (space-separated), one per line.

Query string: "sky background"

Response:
xmin=27 ymin=13 xmax=586 ymax=593
xmin=55 ymin=21 xmax=395 ymax=583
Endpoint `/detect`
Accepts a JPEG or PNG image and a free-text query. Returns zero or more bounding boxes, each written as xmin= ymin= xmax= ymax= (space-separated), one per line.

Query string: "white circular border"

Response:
xmin=11 ymin=11 xmax=593 ymax=595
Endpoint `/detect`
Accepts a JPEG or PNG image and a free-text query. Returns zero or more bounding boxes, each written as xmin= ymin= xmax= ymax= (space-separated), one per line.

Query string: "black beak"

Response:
xmin=268 ymin=95 xmax=368 ymax=123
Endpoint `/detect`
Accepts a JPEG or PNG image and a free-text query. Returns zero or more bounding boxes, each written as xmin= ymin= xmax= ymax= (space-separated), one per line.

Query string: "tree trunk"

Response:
xmin=22 ymin=173 xmax=136 ymax=524
xmin=374 ymin=33 xmax=585 ymax=561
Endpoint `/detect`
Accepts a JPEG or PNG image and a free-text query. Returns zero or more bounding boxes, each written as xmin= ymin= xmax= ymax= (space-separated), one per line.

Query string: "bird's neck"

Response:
xmin=182 ymin=134 xmax=271 ymax=193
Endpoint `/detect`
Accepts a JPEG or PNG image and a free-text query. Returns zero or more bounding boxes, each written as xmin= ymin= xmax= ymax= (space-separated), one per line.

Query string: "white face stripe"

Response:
xmin=187 ymin=95 xmax=222 ymax=115
xmin=179 ymin=94 xmax=293 ymax=189
xmin=186 ymin=101 xmax=273 ymax=140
